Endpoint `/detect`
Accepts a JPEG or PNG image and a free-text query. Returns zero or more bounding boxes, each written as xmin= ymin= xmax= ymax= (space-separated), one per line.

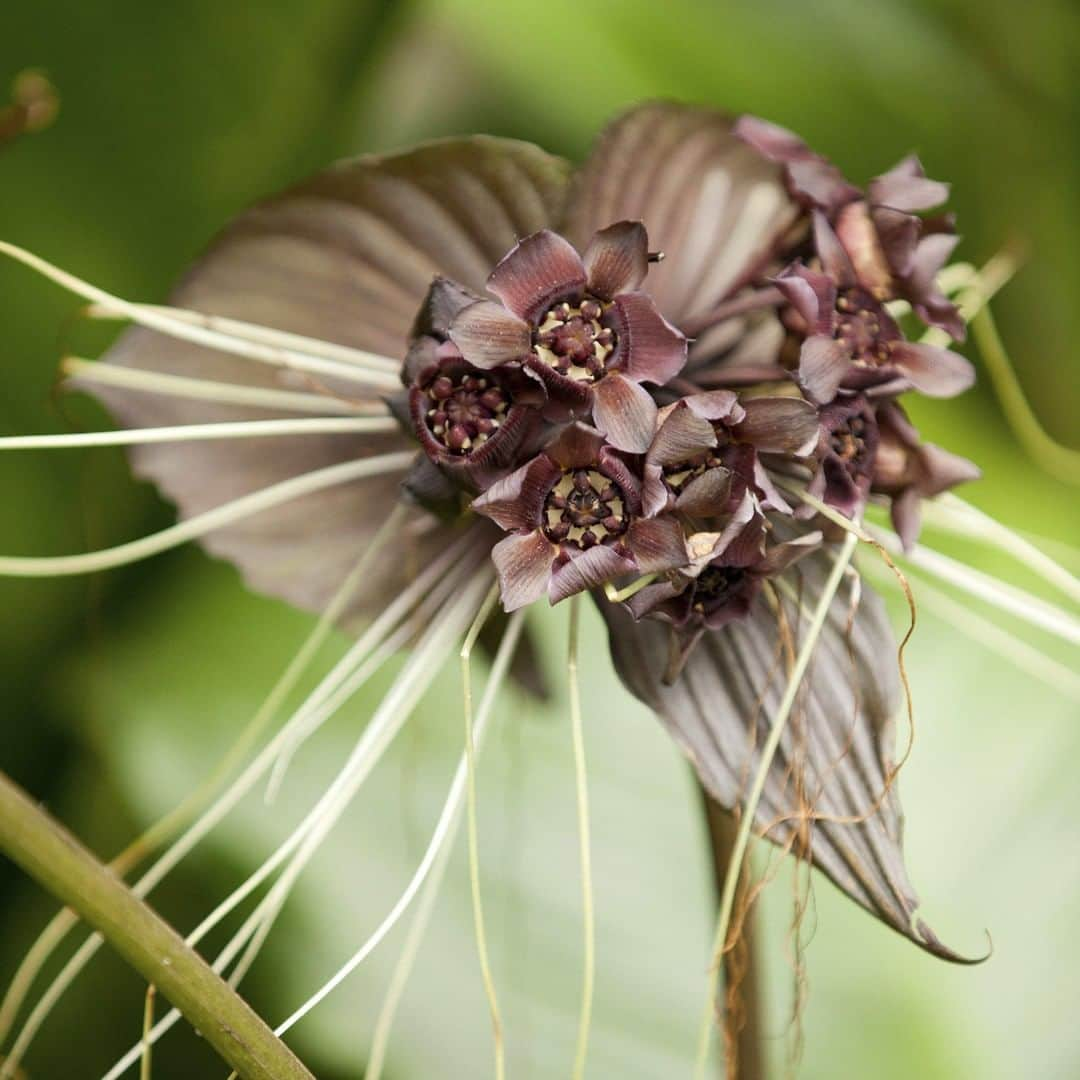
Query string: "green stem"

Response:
xmin=969 ymin=305 xmax=1080 ymax=485
xmin=0 ymin=771 xmax=313 ymax=1080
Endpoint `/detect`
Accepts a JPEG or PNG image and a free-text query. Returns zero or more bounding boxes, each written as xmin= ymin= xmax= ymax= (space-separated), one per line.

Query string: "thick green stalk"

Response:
xmin=0 ymin=771 xmax=313 ymax=1080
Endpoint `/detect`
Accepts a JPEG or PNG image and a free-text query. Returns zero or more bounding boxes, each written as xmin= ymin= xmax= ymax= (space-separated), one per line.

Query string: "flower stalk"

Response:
xmin=695 ymin=530 xmax=860 ymax=1078
xmin=0 ymin=770 xmax=313 ymax=1080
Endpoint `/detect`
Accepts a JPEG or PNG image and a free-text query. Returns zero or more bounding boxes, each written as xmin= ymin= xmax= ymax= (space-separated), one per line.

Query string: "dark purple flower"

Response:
xmin=626 ymin=508 xmax=822 ymax=677
xmin=736 ymin=114 xmax=966 ymax=340
xmin=642 ymin=390 xmax=818 ymax=519
xmin=448 ymin=223 xmax=687 ymax=453
xmin=472 ymin=423 xmax=687 ymax=610
xmin=872 ymin=401 xmax=981 ymax=550
xmin=774 ymin=259 xmax=974 ymax=404
xmin=59 ymin=101 xmax=978 ymax=965
xmin=806 ymin=394 xmax=880 ymax=519
xmin=402 ymin=278 xmax=544 ymax=493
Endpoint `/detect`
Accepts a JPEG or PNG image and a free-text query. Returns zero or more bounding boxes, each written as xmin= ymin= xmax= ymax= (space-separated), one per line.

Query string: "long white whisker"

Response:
xmin=87 ymin=302 xmax=402 ymax=376
xmin=0 ymin=451 xmax=414 ymax=577
xmin=773 ymin=477 xmax=1080 ymax=649
xmin=62 ymin=356 xmax=378 ymax=416
xmin=277 ymin=608 xmax=527 ymax=1042
xmin=461 ymin=584 xmax=506 ymax=1080
xmin=262 ymin=624 xmax=412 ymax=805
xmin=2 ymin=521 xmax=408 ymax=1074
xmin=0 ymin=241 xmax=402 ymax=391
xmin=867 ymin=525 xmax=1080 ymax=645
xmin=862 ymin=560 xmax=1080 ymax=700
xmin=3 ymin=509 xmax=456 ymax=1074
xmin=219 ymin=573 xmax=487 ymax=1035
xmin=568 ymin=596 xmax=594 ymax=1080
xmin=101 ymin=565 xmax=494 ymax=1080
xmin=264 ymin=560 xmax=467 ymax=803
xmin=922 ymin=494 xmax=1080 ymax=605
xmin=362 ymin=821 xmax=457 ymax=1080
xmin=0 ymin=417 xmax=399 ymax=450
xmin=186 ymin=620 xmax=426 ymax=950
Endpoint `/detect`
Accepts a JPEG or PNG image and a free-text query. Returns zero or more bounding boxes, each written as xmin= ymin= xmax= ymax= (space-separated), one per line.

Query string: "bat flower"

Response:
xmin=872 ymin=400 xmax=981 ymax=550
xmin=773 ymin=259 xmax=974 ymax=404
xmin=735 ymin=113 xmax=966 ymax=339
xmin=447 ymin=222 xmax=687 ymax=453
xmin=626 ymin=505 xmax=823 ymax=678
xmin=471 ymin=422 xmax=687 ymax=610
xmin=400 ymin=277 xmax=546 ymax=499
xmin=641 ymin=389 xmax=819 ymax=519
xmin=806 ymin=393 xmax=881 ymax=519
xmin=1 ymin=104 xmax=1010 ymax=1077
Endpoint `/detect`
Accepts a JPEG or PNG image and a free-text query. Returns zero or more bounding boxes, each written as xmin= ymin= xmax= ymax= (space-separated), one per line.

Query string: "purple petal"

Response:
xmin=544 ymin=421 xmax=608 ymax=470
xmin=813 ymin=212 xmax=856 ymax=287
xmin=918 ymin=443 xmax=982 ymax=495
xmin=905 ymin=233 xmax=966 ymax=341
xmin=400 ymin=453 xmax=459 ymax=512
xmin=734 ymin=116 xmax=859 ymax=211
xmin=869 ymin=155 xmax=949 ymax=213
xmin=471 ymin=455 xmax=560 ymax=532
xmin=583 ymin=220 xmax=649 ymax=299
xmin=549 ymin=545 xmax=637 ymax=605
xmin=752 ymin=459 xmax=795 ymax=515
xmin=492 ymin=531 xmax=556 ymax=611
xmin=735 ymin=396 xmax=820 ymax=455
xmin=758 ymin=531 xmax=822 ymax=574
xmin=608 ymin=292 xmax=688 ymax=385
xmin=624 ymin=578 xmax=685 ymax=621
xmin=675 ymin=468 xmax=733 ymax=517
xmin=733 ymin=115 xmax=814 ymax=163
xmin=682 ymin=389 xmax=743 ymax=424
xmin=411 ymin=276 xmax=484 ymax=339
xmin=627 ymin=516 xmax=690 ymax=573
xmin=449 ymin=300 xmax=531 ymax=368
xmin=773 ymin=265 xmax=836 ymax=333
xmin=908 ymin=232 xmax=960 ymax=295
xmin=787 ymin=159 xmax=862 ymax=212
xmin=642 ymin=463 xmax=671 ymax=519
xmin=720 ymin=509 xmax=768 ymax=567
xmin=646 ymin=401 xmax=717 ymax=468
xmin=798 ymin=335 xmax=851 ymax=403
xmin=835 ymin=201 xmax=893 ymax=297
xmin=871 ymin=207 xmax=920 ymax=279
xmin=592 ymin=372 xmax=658 ymax=454
xmin=487 ymin=229 xmax=586 ymax=323
xmin=402 ymin=335 xmax=440 ymax=386
xmin=889 ymin=341 xmax=976 ymax=398
xmin=890 ymin=487 xmax=923 ymax=553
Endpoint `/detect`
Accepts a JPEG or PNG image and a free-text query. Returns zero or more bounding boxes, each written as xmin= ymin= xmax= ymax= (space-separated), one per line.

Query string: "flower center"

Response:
xmin=829 ymin=413 xmax=869 ymax=466
xmin=423 ymin=370 xmax=510 ymax=454
xmin=533 ymin=297 xmax=616 ymax=383
xmin=834 ymin=288 xmax=892 ymax=366
xmin=542 ymin=468 xmax=628 ymax=549
xmin=691 ymin=565 xmax=746 ymax=614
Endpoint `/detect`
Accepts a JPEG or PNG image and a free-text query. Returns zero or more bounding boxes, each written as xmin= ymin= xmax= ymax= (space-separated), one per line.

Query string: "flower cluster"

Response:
xmin=20 ymin=100 xmax=1005 ymax=966
xmin=396 ymin=123 xmax=980 ymax=661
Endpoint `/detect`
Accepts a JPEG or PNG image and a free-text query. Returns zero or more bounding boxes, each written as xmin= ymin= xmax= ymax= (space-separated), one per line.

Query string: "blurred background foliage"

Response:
xmin=0 ymin=1 xmax=1077 ymax=1077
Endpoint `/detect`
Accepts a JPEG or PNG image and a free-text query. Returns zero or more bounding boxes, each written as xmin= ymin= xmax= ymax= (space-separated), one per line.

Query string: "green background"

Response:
xmin=1 ymin=1 xmax=1078 ymax=1077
